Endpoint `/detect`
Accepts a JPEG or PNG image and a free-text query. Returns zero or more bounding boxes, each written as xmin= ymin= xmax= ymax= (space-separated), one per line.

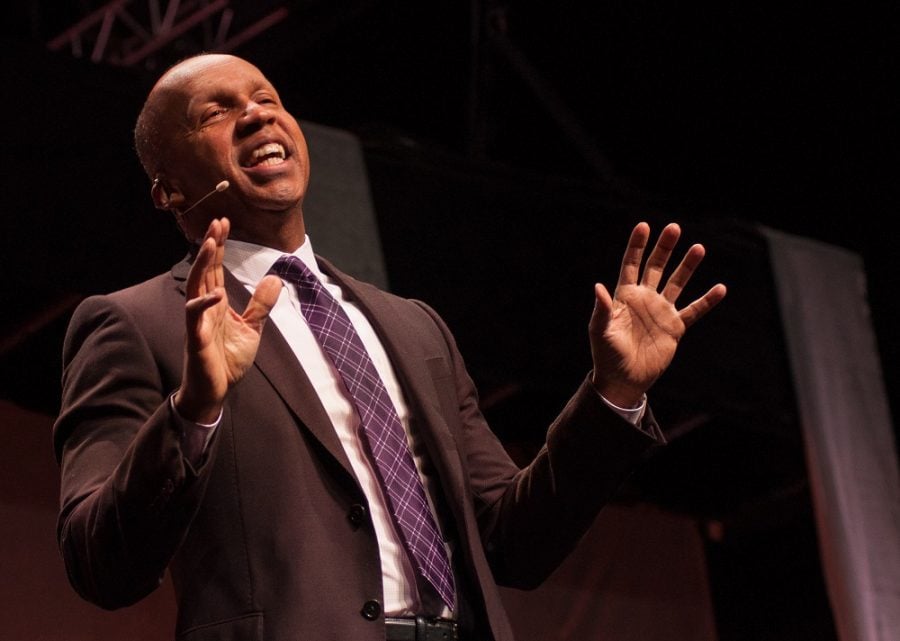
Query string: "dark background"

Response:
xmin=2 ymin=2 xmax=899 ymax=640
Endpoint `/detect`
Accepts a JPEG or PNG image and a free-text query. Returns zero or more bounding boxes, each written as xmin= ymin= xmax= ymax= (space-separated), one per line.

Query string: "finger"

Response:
xmin=185 ymin=288 xmax=225 ymax=319
xmin=243 ymin=275 xmax=283 ymax=331
xmin=618 ymin=222 xmax=651 ymax=289
xmin=186 ymin=236 xmax=216 ymax=299
xmin=589 ymin=282 xmax=614 ymax=334
xmin=661 ymin=243 xmax=705 ymax=303
xmin=206 ymin=219 xmax=225 ymax=291
xmin=640 ymin=223 xmax=681 ymax=290
xmin=679 ymin=283 xmax=727 ymax=328
xmin=184 ymin=288 xmax=225 ymax=345
xmin=198 ymin=219 xmax=218 ymax=294
xmin=214 ymin=218 xmax=230 ymax=290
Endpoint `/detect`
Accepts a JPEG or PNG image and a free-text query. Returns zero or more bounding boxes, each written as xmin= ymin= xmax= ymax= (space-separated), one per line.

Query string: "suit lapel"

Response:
xmin=171 ymin=257 xmax=359 ymax=486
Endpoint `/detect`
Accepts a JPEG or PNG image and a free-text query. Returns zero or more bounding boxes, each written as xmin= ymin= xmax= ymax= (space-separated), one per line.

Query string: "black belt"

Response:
xmin=384 ymin=616 xmax=459 ymax=641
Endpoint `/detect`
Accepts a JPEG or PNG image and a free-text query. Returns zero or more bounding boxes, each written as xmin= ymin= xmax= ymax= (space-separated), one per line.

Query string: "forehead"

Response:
xmin=155 ymin=55 xmax=276 ymax=113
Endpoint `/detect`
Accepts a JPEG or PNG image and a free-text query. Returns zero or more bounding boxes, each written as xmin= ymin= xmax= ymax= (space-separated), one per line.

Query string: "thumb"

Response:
xmin=243 ymin=275 xmax=282 ymax=330
xmin=589 ymin=283 xmax=613 ymax=334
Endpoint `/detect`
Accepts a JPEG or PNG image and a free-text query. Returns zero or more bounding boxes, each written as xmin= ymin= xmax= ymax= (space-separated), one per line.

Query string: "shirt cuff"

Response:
xmin=169 ymin=393 xmax=222 ymax=464
xmin=598 ymin=392 xmax=647 ymax=426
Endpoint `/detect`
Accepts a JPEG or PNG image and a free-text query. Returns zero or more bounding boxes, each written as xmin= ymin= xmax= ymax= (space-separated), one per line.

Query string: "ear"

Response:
xmin=151 ymin=176 xmax=185 ymax=211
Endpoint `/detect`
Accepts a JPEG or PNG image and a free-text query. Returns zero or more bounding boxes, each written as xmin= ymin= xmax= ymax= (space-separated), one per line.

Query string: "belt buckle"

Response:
xmin=415 ymin=615 xmax=458 ymax=641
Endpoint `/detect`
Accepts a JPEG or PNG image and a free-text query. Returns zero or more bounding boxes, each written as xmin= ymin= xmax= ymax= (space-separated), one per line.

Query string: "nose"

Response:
xmin=236 ymin=100 xmax=275 ymax=134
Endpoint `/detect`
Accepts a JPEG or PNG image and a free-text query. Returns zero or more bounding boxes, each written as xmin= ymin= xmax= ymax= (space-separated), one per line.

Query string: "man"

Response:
xmin=54 ymin=54 xmax=726 ymax=640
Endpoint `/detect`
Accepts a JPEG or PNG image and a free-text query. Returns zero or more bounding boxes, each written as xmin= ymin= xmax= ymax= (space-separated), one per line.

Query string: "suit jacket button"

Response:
xmin=361 ymin=599 xmax=381 ymax=620
xmin=347 ymin=504 xmax=367 ymax=529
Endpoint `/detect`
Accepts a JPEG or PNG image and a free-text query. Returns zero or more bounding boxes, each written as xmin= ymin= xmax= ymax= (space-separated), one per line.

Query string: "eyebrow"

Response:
xmin=195 ymin=82 xmax=278 ymax=104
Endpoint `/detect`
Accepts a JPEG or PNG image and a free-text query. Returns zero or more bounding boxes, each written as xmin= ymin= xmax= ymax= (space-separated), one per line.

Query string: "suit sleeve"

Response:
xmin=54 ymin=295 xmax=214 ymax=609
xmin=415 ymin=302 xmax=664 ymax=589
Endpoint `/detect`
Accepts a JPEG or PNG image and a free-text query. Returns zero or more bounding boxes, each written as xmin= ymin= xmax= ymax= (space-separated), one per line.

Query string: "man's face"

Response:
xmin=154 ymin=55 xmax=309 ymax=227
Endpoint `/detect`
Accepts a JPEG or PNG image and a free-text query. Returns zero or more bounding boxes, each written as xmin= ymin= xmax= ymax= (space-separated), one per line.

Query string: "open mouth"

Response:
xmin=242 ymin=142 xmax=287 ymax=168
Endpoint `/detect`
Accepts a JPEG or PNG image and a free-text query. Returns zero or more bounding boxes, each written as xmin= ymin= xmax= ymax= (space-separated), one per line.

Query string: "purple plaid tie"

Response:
xmin=270 ymin=255 xmax=456 ymax=611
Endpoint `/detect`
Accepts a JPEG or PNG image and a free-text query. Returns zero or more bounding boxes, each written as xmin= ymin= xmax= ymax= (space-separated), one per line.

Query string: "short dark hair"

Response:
xmin=134 ymin=94 xmax=164 ymax=178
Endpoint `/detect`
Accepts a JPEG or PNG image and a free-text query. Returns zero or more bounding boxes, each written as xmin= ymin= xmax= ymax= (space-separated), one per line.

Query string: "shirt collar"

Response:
xmin=223 ymin=235 xmax=324 ymax=288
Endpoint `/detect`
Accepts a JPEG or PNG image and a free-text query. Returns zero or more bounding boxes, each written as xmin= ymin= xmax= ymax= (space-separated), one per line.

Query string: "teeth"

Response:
xmin=248 ymin=142 xmax=286 ymax=166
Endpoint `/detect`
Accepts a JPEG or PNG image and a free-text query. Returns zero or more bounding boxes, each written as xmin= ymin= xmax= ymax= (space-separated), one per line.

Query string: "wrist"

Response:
xmin=591 ymin=372 xmax=644 ymax=409
xmin=173 ymin=387 xmax=223 ymax=424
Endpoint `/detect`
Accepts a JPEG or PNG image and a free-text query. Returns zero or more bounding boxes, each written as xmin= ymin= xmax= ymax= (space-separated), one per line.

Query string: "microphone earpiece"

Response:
xmin=181 ymin=180 xmax=231 ymax=215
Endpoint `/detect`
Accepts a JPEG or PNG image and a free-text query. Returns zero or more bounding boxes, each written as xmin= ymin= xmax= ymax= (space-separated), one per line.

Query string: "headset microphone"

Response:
xmin=180 ymin=180 xmax=230 ymax=216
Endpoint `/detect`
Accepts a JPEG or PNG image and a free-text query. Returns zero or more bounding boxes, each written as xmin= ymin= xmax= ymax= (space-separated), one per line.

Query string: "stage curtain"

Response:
xmin=766 ymin=228 xmax=900 ymax=641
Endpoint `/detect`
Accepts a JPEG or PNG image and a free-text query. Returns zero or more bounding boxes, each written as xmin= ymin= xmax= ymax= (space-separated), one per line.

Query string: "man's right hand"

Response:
xmin=174 ymin=218 xmax=282 ymax=423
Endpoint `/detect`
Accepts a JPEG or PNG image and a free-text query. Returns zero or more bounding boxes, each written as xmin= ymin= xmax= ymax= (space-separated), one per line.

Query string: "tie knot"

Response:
xmin=269 ymin=254 xmax=317 ymax=287
xmin=269 ymin=254 xmax=330 ymax=311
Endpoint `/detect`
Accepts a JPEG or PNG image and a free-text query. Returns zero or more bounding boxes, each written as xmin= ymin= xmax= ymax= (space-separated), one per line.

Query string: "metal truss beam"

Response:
xmin=47 ymin=0 xmax=289 ymax=68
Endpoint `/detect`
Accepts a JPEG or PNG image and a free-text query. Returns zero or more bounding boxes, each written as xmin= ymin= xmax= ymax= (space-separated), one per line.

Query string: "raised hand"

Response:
xmin=173 ymin=218 xmax=282 ymax=422
xmin=589 ymin=222 xmax=726 ymax=408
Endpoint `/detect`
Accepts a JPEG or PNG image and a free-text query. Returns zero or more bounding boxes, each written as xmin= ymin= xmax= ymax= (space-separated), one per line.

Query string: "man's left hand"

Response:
xmin=589 ymin=222 xmax=727 ymax=408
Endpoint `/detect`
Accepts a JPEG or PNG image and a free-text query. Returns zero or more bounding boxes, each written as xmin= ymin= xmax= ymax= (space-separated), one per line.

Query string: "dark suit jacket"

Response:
xmin=54 ymin=255 xmax=663 ymax=641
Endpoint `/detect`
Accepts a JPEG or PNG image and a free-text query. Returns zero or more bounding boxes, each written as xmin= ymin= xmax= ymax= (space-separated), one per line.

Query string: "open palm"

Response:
xmin=175 ymin=218 xmax=282 ymax=423
xmin=590 ymin=223 xmax=726 ymax=407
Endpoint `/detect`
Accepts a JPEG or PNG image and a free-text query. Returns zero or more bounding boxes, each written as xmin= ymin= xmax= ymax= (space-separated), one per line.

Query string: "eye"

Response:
xmin=254 ymin=93 xmax=278 ymax=106
xmin=200 ymin=106 xmax=228 ymax=124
